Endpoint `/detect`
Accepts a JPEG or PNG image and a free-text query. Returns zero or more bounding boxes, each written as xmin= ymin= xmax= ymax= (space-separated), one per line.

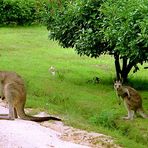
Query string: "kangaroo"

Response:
xmin=114 ymin=80 xmax=148 ymax=120
xmin=0 ymin=71 xmax=61 ymax=122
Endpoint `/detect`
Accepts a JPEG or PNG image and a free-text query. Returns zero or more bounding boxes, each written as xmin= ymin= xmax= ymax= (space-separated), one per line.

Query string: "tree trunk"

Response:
xmin=121 ymin=71 xmax=128 ymax=83
xmin=114 ymin=53 xmax=121 ymax=81
xmin=114 ymin=54 xmax=135 ymax=83
xmin=121 ymin=57 xmax=128 ymax=83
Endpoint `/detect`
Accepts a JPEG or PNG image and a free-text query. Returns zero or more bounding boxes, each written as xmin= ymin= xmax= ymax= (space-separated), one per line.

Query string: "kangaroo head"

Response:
xmin=114 ymin=80 xmax=122 ymax=91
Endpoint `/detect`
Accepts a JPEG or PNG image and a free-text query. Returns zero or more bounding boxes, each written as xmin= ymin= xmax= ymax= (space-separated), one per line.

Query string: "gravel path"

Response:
xmin=0 ymin=104 xmax=121 ymax=148
xmin=0 ymin=105 xmax=89 ymax=148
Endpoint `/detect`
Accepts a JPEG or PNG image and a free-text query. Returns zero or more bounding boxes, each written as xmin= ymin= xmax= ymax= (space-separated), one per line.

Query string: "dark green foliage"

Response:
xmin=48 ymin=0 xmax=106 ymax=57
xmin=101 ymin=0 xmax=148 ymax=81
xmin=101 ymin=0 xmax=148 ymax=60
xmin=0 ymin=0 xmax=50 ymax=25
xmin=47 ymin=0 xmax=148 ymax=82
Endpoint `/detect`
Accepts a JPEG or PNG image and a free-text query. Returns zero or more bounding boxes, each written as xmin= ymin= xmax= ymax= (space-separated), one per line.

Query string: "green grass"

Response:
xmin=0 ymin=26 xmax=148 ymax=148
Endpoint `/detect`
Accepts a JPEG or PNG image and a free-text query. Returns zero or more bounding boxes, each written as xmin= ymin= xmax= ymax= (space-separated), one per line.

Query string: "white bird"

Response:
xmin=49 ymin=66 xmax=56 ymax=76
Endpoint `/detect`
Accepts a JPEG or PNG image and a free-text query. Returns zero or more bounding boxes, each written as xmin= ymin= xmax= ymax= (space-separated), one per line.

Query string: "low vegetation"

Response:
xmin=0 ymin=26 xmax=148 ymax=148
xmin=0 ymin=0 xmax=49 ymax=25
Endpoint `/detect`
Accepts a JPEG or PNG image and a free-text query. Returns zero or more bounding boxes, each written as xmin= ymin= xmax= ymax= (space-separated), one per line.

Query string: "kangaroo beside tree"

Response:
xmin=0 ymin=71 xmax=61 ymax=122
xmin=114 ymin=80 xmax=148 ymax=120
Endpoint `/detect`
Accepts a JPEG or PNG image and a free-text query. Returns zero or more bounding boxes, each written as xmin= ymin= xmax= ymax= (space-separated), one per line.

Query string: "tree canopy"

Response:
xmin=47 ymin=0 xmax=148 ymax=82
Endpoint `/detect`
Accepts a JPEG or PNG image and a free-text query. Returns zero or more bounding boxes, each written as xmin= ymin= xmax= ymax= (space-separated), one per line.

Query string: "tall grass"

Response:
xmin=0 ymin=26 xmax=148 ymax=148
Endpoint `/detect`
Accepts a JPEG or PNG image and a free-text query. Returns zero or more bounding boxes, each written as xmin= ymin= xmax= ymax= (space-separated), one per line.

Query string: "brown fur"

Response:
xmin=0 ymin=71 xmax=61 ymax=122
xmin=114 ymin=81 xmax=148 ymax=120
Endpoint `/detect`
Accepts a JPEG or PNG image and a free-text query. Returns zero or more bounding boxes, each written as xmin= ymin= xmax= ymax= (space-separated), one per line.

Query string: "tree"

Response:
xmin=47 ymin=0 xmax=148 ymax=82
xmin=101 ymin=0 xmax=148 ymax=82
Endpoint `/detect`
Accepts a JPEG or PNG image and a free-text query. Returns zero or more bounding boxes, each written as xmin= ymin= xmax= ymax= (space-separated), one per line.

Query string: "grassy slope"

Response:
xmin=0 ymin=26 xmax=148 ymax=147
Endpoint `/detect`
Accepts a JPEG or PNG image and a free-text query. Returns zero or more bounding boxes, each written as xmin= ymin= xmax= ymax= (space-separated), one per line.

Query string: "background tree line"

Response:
xmin=0 ymin=0 xmax=50 ymax=25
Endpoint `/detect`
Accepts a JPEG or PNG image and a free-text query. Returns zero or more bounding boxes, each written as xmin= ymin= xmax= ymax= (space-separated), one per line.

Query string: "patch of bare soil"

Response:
xmin=0 ymin=101 xmax=121 ymax=148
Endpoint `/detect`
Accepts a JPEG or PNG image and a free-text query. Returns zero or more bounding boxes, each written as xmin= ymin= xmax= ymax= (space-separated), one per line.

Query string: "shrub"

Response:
xmin=0 ymin=0 xmax=50 ymax=25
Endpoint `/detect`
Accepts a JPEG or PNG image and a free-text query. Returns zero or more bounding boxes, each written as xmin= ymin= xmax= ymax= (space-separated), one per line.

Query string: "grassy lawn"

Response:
xmin=0 ymin=26 xmax=148 ymax=148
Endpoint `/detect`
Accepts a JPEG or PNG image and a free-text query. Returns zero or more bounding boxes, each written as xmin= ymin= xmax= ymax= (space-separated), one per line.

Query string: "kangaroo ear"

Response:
xmin=118 ymin=79 xmax=123 ymax=84
xmin=120 ymin=78 xmax=123 ymax=83
xmin=113 ymin=78 xmax=117 ymax=84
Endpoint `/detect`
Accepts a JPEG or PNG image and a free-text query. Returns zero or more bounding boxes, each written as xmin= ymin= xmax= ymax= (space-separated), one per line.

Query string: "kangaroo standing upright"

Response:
xmin=114 ymin=80 xmax=148 ymax=120
xmin=0 ymin=71 xmax=61 ymax=122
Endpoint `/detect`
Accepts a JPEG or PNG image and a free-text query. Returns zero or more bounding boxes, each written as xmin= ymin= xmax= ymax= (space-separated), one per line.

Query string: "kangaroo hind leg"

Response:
xmin=0 ymin=105 xmax=15 ymax=120
xmin=123 ymin=98 xmax=134 ymax=120
xmin=1 ymin=84 xmax=16 ymax=120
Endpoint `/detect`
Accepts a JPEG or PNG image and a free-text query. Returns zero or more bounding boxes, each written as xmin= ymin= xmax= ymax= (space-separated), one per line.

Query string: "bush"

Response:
xmin=0 ymin=0 xmax=50 ymax=25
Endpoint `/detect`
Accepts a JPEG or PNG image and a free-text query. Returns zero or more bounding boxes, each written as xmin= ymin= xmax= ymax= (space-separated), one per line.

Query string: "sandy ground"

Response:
xmin=0 ymin=102 xmax=121 ymax=148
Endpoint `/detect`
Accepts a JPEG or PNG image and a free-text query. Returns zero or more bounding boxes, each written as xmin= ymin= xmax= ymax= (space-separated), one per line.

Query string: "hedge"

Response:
xmin=0 ymin=0 xmax=50 ymax=25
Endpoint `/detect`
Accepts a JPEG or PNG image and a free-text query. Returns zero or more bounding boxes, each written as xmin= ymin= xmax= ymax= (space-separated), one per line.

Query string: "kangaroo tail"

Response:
xmin=21 ymin=115 xmax=61 ymax=122
xmin=16 ymin=107 xmax=61 ymax=122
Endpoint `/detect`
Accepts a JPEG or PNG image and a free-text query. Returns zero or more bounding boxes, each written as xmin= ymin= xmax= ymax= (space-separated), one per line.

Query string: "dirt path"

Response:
xmin=0 ymin=103 xmax=121 ymax=148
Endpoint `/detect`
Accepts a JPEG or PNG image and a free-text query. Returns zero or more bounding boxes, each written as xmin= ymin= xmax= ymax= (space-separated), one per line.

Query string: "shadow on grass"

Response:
xmin=128 ymin=79 xmax=148 ymax=90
